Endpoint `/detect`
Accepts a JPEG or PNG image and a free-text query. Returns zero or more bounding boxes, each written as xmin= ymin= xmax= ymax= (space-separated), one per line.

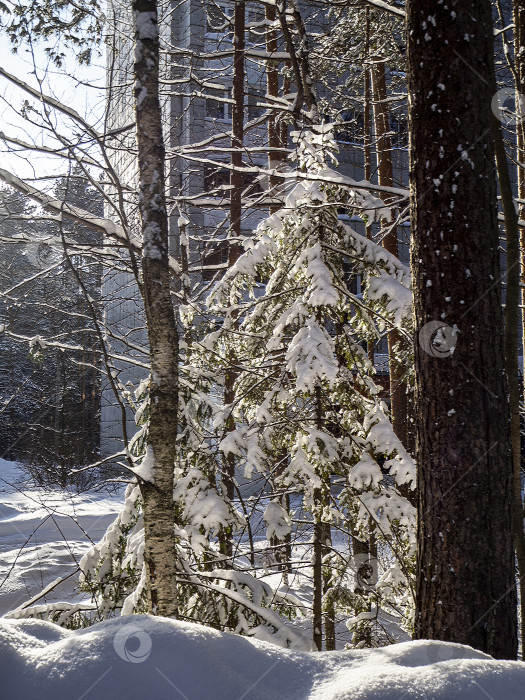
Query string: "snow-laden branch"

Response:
xmin=1 ymin=328 xmax=150 ymax=370
xmin=5 ymin=602 xmax=98 ymax=624
xmin=166 ymin=47 xmax=291 ymax=61
xmin=0 ymin=167 xmax=125 ymax=236
xmin=9 ymin=570 xmax=80 ymax=611
xmin=351 ymin=0 xmax=405 ymax=18
xmin=170 ymin=152 xmax=409 ymax=201
xmin=180 ymin=572 xmax=314 ymax=651
xmin=0 ymin=167 xmax=181 ymax=274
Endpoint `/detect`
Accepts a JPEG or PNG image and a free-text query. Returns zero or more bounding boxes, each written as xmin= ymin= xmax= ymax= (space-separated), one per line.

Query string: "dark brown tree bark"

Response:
xmin=371 ymin=56 xmax=409 ymax=450
xmin=311 ymin=380 xmax=325 ymax=652
xmin=494 ymin=114 xmax=525 ymax=661
xmin=311 ymin=386 xmax=334 ymax=651
xmin=220 ymin=0 xmax=246 ymax=561
xmin=407 ymin=0 xmax=517 ymax=658
xmin=322 ymin=518 xmax=336 ymax=651
xmin=230 ymin=0 xmax=245 ymax=245
xmin=364 ymin=8 xmax=373 ymax=247
xmin=277 ymin=0 xmax=318 ymax=122
xmin=512 ymin=0 xmax=525 ymax=660
xmin=312 ymin=491 xmax=324 ymax=652
xmin=350 ymin=529 xmax=373 ymax=647
xmin=266 ymin=3 xmax=287 ymax=214
xmin=270 ymin=454 xmax=293 ymax=578
xmin=133 ymin=0 xmax=179 ymax=617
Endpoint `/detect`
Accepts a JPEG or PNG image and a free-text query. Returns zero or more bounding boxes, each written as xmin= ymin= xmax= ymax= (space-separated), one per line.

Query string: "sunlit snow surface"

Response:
xmin=2 ymin=458 xmax=525 ymax=699
xmin=0 ymin=459 xmax=122 ymax=613
xmin=1 ymin=615 xmax=525 ymax=699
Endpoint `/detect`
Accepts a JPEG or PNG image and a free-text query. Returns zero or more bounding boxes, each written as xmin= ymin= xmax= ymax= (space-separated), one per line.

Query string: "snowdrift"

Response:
xmin=1 ymin=616 xmax=525 ymax=699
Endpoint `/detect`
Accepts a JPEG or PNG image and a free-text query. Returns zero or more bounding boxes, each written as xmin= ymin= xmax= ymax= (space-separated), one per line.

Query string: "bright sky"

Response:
xmin=0 ymin=31 xmax=105 ymax=185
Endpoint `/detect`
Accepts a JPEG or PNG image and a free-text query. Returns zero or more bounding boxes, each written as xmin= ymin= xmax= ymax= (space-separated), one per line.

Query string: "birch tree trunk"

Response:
xmin=407 ymin=0 xmax=517 ymax=658
xmin=132 ymin=0 xmax=179 ymax=617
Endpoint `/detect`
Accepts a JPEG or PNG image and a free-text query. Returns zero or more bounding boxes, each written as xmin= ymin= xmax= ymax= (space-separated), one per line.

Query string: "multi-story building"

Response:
xmin=100 ymin=0 xmax=411 ymax=454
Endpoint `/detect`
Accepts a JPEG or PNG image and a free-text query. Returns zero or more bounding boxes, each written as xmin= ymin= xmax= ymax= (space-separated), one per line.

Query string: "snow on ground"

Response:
xmin=2 ymin=457 xmax=525 ymax=699
xmin=1 ymin=615 xmax=525 ymax=700
xmin=0 ymin=458 xmax=123 ymax=614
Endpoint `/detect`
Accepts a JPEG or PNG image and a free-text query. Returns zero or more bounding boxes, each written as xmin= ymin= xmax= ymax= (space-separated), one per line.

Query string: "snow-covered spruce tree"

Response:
xmin=204 ymin=126 xmax=416 ymax=649
xmin=75 ymin=312 xmax=311 ymax=650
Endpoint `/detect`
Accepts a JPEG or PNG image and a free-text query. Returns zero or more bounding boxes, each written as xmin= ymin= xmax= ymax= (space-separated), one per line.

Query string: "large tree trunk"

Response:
xmin=407 ymin=0 xmax=517 ymax=658
xmin=512 ymin=0 xmax=525 ymax=660
xmin=133 ymin=0 xmax=179 ymax=617
xmin=494 ymin=117 xmax=525 ymax=660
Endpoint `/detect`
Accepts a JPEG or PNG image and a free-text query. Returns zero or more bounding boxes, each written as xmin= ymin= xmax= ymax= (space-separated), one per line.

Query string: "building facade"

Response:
xmin=100 ymin=0 xmax=411 ymax=454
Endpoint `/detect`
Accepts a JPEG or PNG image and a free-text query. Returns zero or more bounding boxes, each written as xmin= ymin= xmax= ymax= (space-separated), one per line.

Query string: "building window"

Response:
xmin=201 ymin=240 xmax=230 ymax=281
xmin=246 ymin=7 xmax=264 ymax=46
xmin=205 ymin=88 xmax=233 ymax=121
xmin=204 ymin=164 xmax=230 ymax=195
xmin=204 ymin=164 xmax=263 ymax=197
xmin=247 ymin=92 xmax=265 ymax=120
xmin=205 ymin=2 xmax=232 ymax=36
